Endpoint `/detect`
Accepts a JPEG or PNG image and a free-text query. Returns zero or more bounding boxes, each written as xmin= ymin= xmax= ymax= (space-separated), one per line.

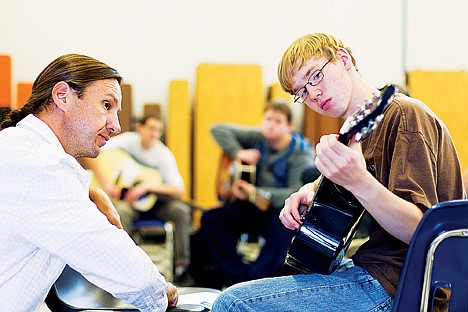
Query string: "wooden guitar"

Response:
xmin=283 ymin=84 xmax=397 ymax=275
xmin=216 ymin=152 xmax=271 ymax=211
xmin=90 ymin=149 xmax=162 ymax=212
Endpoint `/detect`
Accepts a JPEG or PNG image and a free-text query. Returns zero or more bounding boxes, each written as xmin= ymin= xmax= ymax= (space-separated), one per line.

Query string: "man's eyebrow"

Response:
xmin=106 ymin=93 xmax=122 ymax=112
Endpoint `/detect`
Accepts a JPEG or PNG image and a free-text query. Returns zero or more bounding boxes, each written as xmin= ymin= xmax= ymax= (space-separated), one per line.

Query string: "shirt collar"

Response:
xmin=17 ymin=114 xmax=66 ymax=154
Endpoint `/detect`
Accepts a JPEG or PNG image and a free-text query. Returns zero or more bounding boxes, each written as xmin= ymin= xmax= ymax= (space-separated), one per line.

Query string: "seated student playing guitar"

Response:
xmin=81 ymin=115 xmax=194 ymax=286
xmin=196 ymin=101 xmax=317 ymax=288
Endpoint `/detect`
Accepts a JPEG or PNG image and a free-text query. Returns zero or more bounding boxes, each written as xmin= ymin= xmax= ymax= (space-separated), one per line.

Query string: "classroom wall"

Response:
xmin=1 ymin=0 xmax=466 ymax=172
xmin=0 ymin=0 xmax=405 ymax=114
xmin=2 ymin=1 xmax=465 ymax=114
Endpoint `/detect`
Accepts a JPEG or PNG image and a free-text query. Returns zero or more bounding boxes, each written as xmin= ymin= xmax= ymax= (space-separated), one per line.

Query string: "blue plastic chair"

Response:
xmin=392 ymin=199 xmax=468 ymax=311
xmin=132 ymin=218 xmax=174 ymax=281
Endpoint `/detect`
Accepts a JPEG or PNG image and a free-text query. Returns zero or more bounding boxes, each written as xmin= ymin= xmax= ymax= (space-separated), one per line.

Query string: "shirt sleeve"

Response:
xmin=211 ymin=123 xmax=263 ymax=156
xmin=157 ymin=144 xmax=185 ymax=189
xmin=18 ymin=157 xmax=169 ymax=311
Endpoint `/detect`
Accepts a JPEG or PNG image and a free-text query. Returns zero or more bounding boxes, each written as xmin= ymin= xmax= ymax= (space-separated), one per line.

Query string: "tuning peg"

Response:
xmin=355 ymin=132 xmax=363 ymax=142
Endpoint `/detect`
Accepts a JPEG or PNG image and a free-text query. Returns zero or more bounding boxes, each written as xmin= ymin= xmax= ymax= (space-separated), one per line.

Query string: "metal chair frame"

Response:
xmin=392 ymin=199 xmax=468 ymax=312
xmin=132 ymin=218 xmax=174 ymax=281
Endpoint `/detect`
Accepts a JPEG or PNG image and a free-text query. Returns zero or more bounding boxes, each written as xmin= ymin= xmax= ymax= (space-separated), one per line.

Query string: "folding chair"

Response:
xmin=392 ymin=199 xmax=468 ymax=311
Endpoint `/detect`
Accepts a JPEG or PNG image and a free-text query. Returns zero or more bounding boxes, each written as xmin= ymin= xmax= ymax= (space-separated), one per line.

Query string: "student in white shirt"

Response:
xmin=0 ymin=54 xmax=177 ymax=311
xmin=82 ymin=115 xmax=193 ymax=286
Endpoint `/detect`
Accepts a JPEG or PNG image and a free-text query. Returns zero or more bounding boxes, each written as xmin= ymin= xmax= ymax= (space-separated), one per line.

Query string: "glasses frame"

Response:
xmin=293 ymin=58 xmax=332 ymax=104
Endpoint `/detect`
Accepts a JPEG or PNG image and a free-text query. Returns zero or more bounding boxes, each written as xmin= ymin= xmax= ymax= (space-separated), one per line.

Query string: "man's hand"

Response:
xmin=89 ymin=185 xmax=123 ymax=229
xmin=236 ymin=149 xmax=261 ymax=165
xmin=314 ymin=134 xmax=367 ymax=193
xmin=166 ymin=282 xmax=178 ymax=308
xmin=123 ymin=183 xmax=151 ymax=202
xmin=232 ymin=179 xmax=255 ymax=200
xmin=100 ymin=181 xmax=121 ymax=199
xmin=279 ymin=182 xmax=317 ymax=230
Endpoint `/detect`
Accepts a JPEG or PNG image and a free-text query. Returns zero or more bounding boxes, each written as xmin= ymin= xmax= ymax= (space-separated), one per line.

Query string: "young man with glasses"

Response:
xmin=212 ymin=33 xmax=463 ymax=311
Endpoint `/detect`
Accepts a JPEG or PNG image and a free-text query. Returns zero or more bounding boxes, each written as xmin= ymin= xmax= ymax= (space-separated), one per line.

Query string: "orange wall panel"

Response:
xmin=16 ymin=82 xmax=33 ymax=109
xmin=0 ymin=55 xmax=12 ymax=107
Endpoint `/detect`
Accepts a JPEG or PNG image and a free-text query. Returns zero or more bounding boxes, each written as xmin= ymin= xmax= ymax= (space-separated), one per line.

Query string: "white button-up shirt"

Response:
xmin=0 ymin=115 xmax=168 ymax=311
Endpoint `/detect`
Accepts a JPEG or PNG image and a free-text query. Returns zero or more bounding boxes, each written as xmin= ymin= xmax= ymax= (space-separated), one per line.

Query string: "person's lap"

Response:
xmin=212 ymin=263 xmax=392 ymax=312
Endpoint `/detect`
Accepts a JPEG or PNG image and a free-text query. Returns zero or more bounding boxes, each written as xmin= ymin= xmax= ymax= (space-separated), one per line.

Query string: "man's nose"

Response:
xmin=108 ymin=114 xmax=121 ymax=135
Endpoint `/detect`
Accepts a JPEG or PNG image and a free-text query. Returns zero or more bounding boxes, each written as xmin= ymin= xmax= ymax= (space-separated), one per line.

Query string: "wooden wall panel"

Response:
xmin=407 ymin=70 xmax=468 ymax=169
xmin=167 ymin=80 xmax=191 ymax=202
xmin=0 ymin=55 xmax=12 ymax=107
xmin=119 ymin=84 xmax=133 ymax=133
xmin=194 ymin=64 xmax=264 ymax=209
xmin=268 ymin=82 xmax=291 ymax=104
xmin=16 ymin=82 xmax=33 ymax=109
xmin=144 ymin=103 xmax=162 ymax=118
xmin=303 ymin=108 xmax=341 ymax=146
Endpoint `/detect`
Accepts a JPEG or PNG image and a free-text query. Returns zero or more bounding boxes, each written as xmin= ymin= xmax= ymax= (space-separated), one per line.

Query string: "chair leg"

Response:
xmin=163 ymin=222 xmax=174 ymax=282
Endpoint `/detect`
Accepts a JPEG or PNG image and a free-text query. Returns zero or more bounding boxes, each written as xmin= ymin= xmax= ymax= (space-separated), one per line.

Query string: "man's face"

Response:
xmin=137 ymin=117 xmax=163 ymax=149
xmin=290 ymin=55 xmax=353 ymax=119
xmin=63 ymin=78 xmax=122 ymax=158
xmin=261 ymin=108 xmax=291 ymax=141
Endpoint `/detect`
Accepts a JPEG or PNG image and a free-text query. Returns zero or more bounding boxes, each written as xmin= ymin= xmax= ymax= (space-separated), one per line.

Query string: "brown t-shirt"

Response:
xmin=351 ymin=93 xmax=464 ymax=298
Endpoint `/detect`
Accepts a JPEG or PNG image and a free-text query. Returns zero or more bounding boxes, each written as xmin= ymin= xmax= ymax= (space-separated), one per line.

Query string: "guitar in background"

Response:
xmin=283 ymin=84 xmax=397 ymax=275
xmin=89 ymin=149 xmax=162 ymax=212
xmin=216 ymin=152 xmax=271 ymax=211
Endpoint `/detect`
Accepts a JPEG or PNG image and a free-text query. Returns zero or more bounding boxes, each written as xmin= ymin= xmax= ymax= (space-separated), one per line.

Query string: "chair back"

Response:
xmin=392 ymin=199 xmax=468 ymax=311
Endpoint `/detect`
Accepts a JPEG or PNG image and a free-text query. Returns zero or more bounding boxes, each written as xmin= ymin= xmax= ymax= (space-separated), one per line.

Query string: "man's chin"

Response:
xmin=86 ymin=148 xmax=100 ymax=159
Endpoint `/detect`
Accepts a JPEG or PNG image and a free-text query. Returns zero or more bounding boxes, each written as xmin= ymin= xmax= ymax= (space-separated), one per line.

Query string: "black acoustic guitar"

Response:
xmin=283 ymin=84 xmax=397 ymax=275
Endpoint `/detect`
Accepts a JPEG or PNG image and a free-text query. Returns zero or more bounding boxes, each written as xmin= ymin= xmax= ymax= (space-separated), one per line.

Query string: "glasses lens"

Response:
xmin=310 ymin=71 xmax=324 ymax=86
xmin=293 ymin=94 xmax=303 ymax=104
xmin=294 ymin=89 xmax=307 ymax=104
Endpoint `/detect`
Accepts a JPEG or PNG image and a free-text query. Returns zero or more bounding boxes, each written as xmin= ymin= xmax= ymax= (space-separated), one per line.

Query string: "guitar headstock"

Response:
xmin=339 ymin=84 xmax=397 ymax=144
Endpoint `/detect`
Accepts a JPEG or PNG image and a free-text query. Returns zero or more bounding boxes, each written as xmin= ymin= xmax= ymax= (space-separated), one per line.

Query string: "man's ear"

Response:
xmin=51 ymin=82 xmax=71 ymax=112
xmin=336 ymin=48 xmax=352 ymax=70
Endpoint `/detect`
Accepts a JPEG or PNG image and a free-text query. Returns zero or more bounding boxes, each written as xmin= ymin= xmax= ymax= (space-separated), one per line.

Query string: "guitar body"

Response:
xmin=283 ymin=85 xmax=397 ymax=275
xmin=284 ymin=176 xmax=366 ymax=274
xmin=216 ymin=153 xmax=256 ymax=202
xmin=91 ymin=149 xmax=162 ymax=212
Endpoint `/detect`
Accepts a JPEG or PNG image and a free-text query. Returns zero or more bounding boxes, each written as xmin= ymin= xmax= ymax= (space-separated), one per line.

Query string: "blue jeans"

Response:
xmin=212 ymin=260 xmax=392 ymax=312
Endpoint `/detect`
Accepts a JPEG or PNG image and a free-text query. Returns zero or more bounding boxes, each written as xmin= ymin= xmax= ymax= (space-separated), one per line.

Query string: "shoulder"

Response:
xmin=1 ymin=126 xmax=54 ymax=161
xmin=381 ymin=93 xmax=447 ymax=134
xmin=109 ymin=131 xmax=139 ymax=142
xmin=155 ymin=141 xmax=174 ymax=155
xmin=290 ymin=132 xmax=314 ymax=152
xmin=105 ymin=131 xmax=139 ymax=150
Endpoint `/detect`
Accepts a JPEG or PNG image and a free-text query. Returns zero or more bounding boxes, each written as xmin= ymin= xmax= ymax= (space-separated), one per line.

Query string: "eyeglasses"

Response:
xmin=293 ymin=58 xmax=332 ymax=104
